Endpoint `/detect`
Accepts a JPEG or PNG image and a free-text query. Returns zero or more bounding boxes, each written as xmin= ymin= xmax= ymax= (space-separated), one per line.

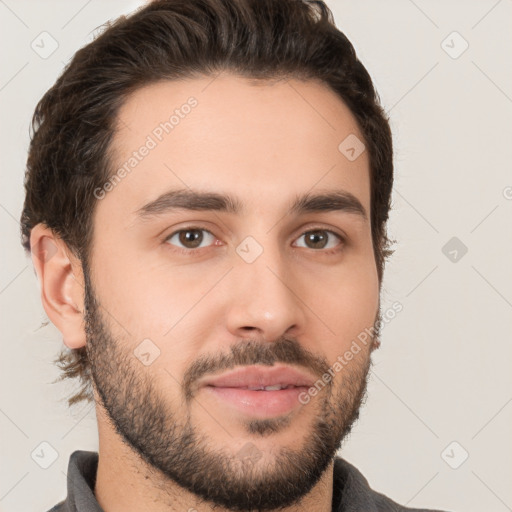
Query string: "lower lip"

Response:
xmin=203 ymin=386 xmax=309 ymax=417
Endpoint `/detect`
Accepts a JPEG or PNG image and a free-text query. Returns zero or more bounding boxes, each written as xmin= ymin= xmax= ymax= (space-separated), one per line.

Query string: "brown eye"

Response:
xmin=294 ymin=229 xmax=342 ymax=250
xmin=165 ymin=228 xmax=215 ymax=250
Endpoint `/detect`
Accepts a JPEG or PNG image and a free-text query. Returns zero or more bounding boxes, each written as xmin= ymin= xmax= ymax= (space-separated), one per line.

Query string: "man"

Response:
xmin=21 ymin=0 xmax=449 ymax=510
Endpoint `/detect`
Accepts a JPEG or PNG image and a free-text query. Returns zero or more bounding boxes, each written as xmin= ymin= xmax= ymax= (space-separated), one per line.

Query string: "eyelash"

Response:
xmin=163 ymin=225 xmax=346 ymax=257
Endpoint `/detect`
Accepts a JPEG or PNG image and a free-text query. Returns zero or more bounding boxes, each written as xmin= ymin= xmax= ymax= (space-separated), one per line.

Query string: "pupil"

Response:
xmin=307 ymin=231 xmax=326 ymax=249
xmin=180 ymin=230 xmax=202 ymax=248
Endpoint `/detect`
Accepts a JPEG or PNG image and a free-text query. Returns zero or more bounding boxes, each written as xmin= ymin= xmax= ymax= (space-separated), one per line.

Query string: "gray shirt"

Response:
xmin=47 ymin=450 xmax=448 ymax=512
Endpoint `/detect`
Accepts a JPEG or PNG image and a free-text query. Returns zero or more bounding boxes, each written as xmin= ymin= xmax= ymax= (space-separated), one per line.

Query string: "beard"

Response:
xmin=83 ymin=264 xmax=373 ymax=511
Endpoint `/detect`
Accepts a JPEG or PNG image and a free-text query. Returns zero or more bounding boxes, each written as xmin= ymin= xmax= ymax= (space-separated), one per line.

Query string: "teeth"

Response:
xmin=242 ymin=385 xmax=295 ymax=391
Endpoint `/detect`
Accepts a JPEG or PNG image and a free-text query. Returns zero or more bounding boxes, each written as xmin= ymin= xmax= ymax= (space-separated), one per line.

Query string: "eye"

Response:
xmin=163 ymin=226 xmax=344 ymax=255
xmin=293 ymin=229 xmax=343 ymax=251
xmin=165 ymin=227 xmax=216 ymax=250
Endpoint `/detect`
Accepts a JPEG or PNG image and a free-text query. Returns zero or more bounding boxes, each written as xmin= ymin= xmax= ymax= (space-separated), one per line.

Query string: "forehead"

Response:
xmin=104 ymin=73 xmax=370 ymax=221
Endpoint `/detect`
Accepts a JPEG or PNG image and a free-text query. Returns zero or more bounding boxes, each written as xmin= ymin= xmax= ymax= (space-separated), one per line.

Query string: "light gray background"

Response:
xmin=1 ymin=1 xmax=511 ymax=511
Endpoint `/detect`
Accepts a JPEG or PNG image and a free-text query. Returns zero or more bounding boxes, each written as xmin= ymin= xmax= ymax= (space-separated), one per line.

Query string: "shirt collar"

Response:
xmin=53 ymin=450 xmax=402 ymax=512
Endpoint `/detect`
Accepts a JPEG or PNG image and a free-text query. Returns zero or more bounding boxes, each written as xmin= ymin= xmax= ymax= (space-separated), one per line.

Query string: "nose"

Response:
xmin=224 ymin=245 xmax=307 ymax=342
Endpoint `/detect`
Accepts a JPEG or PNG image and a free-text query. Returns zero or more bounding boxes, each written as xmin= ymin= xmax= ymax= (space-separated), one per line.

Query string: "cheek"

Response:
xmin=302 ymin=258 xmax=379 ymax=357
xmin=93 ymin=249 xmax=226 ymax=346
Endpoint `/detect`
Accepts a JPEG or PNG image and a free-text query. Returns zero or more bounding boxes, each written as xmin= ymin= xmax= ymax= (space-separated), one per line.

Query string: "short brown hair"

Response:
xmin=21 ymin=0 xmax=394 ymax=406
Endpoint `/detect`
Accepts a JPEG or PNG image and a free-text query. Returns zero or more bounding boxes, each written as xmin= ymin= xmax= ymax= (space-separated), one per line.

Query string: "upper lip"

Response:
xmin=200 ymin=365 xmax=316 ymax=389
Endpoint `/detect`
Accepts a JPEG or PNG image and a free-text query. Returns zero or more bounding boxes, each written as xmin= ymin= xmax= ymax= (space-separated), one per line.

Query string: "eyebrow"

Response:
xmin=135 ymin=188 xmax=368 ymax=221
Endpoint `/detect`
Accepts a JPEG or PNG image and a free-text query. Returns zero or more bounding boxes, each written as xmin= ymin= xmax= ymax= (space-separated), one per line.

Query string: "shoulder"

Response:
xmin=45 ymin=500 xmax=66 ymax=512
xmin=333 ymin=457 xmax=450 ymax=512
xmin=44 ymin=450 xmax=99 ymax=512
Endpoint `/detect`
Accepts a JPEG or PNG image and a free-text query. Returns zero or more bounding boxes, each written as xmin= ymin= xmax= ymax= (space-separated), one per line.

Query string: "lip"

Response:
xmin=204 ymin=386 xmax=310 ymax=417
xmin=199 ymin=365 xmax=316 ymax=389
xmin=199 ymin=365 xmax=316 ymax=417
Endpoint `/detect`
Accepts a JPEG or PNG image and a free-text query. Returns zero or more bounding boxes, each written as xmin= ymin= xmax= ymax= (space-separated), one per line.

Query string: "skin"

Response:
xmin=31 ymin=73 xmax=380 ymax=512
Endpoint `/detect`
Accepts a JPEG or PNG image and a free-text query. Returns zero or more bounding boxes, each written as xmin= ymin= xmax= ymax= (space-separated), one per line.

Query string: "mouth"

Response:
xmin=199 ymin=365 xmax=315 ymax=417
xmin=214 ymin=384 xmax=300 ymax=391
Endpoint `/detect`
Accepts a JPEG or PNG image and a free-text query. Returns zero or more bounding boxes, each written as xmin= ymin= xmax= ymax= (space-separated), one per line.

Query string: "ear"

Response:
xmin=30 ymin=224 xmax=86 ymax=349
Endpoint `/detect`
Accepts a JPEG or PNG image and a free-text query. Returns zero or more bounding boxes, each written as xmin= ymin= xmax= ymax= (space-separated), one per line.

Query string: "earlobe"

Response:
xmin=30 ymin=224 xmax=86 ymax=349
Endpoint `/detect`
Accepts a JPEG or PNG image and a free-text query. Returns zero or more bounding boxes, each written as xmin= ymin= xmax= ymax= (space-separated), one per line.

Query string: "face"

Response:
xmin=85 ymin=73 xmax=380 ymax=510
